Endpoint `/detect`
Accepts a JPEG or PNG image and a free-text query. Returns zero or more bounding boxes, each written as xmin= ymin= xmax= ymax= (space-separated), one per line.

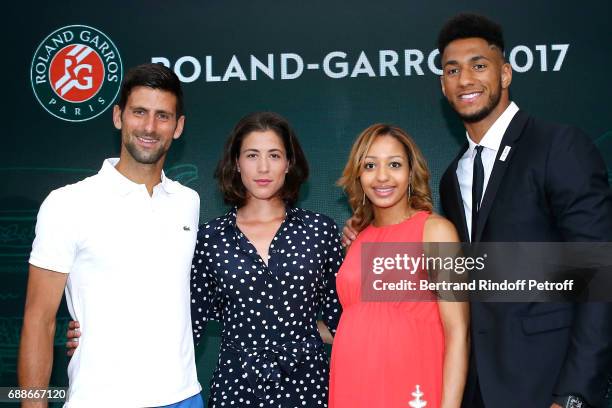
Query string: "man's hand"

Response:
xmin=316 ymin=320 xmax=333 ymax=344
xmin=341 ymin=216 xmax=361 ymax=247
xmin=66 ymin=321 xmax=80 ymax=357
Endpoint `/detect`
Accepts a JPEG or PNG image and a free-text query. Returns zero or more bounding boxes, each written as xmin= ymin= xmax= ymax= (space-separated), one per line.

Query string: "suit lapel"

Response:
xmin=473 ymin=110 xmax=530 ymax=242
xmin=446 ymin=143 xmax=470 ymax=242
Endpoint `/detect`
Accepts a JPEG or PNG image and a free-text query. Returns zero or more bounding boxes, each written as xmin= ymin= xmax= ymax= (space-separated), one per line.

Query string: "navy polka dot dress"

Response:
xmin=191 ymin=207 xmax=343 ymax=407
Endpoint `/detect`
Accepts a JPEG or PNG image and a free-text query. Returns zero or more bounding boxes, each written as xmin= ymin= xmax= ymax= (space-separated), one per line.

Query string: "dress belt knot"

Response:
xmin=224 ymin=336 xmax=323 ymax=398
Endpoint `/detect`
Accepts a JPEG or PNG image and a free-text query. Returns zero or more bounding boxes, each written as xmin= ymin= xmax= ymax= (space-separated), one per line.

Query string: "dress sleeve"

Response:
xmin=318 ymin=221 xmax=343 ymax=336
xmin=190 ymin=227 xmax=222 ymax=346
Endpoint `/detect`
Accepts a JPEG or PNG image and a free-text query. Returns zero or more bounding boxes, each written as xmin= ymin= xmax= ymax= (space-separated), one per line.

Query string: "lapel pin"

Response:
xmin=499 ymin=145 xmax=511 ymax=162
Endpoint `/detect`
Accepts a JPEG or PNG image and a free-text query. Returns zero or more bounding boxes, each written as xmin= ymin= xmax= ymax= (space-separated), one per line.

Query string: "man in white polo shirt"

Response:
xmin=18 ymin=63 xmax=203 ymax=408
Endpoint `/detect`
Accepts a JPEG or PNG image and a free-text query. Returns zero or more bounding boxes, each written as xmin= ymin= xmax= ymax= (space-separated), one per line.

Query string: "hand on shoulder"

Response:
xmin=341 ymin=215 xmax=362 ymax=247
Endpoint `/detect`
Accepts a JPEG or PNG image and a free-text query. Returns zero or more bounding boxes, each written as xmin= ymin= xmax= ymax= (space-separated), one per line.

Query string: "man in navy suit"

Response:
xmin=437 ymin=14 xmax=612 ymax=408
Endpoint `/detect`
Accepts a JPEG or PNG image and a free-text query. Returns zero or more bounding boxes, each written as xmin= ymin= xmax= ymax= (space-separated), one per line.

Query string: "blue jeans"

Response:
xmin=157 ymin=393 xmax=204 ymax=408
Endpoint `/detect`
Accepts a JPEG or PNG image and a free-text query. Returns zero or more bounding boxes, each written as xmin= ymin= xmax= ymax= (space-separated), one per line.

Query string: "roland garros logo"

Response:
xmin=31 ymin=25 xmax=122 ymax=122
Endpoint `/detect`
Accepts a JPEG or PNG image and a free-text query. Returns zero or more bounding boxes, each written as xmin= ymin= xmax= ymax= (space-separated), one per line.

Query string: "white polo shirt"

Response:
xmin=29 ymin=158 xmax=201 ymax=407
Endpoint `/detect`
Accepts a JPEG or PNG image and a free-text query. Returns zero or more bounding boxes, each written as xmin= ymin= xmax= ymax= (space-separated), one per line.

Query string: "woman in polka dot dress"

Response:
xmin=191 ymin=112 xmax=343 ymax=407
xmin=329 ymin=124 xmax=469 ymax=408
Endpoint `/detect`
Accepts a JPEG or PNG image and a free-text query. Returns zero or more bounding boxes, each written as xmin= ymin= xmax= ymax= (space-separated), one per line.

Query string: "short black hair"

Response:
xmin=215 ymin=111 xmax=309 ymax=207
xmin=437 ymin=13 xmax=504 ymax=56
xmin=117 ymin=63 xmax=184 ymax=117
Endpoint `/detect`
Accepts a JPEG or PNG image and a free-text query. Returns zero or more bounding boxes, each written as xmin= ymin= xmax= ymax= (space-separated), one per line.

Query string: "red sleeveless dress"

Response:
xmin=329 ymin=211 xmax=444 ymax=408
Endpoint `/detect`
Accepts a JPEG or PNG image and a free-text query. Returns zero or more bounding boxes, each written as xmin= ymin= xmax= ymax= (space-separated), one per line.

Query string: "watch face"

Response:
xmin=567 ymin=396 xmax=585 ymax=408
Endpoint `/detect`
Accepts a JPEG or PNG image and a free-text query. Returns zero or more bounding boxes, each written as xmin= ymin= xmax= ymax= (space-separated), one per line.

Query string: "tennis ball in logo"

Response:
xmin=31 ymin=25 xmax=123 ymax=122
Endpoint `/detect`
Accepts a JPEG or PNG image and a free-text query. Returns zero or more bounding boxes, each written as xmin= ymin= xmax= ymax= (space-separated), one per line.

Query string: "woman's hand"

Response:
xmin=65 ymin=320 xmax=80 ymax=356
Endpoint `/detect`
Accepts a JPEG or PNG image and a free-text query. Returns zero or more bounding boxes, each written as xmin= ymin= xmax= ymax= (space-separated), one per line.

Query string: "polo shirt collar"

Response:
xmin=99 ymin=158 xmax=179 ymax=196
xmin=159 ymin=171 xmax=181 ymax=194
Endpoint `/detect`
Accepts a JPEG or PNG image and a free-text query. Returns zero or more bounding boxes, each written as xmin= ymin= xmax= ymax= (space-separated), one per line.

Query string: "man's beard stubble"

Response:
xmin=124 ymin=132 xmax=167 ymax=165
xmin=453 ymin=82 xmax=503 ymax=124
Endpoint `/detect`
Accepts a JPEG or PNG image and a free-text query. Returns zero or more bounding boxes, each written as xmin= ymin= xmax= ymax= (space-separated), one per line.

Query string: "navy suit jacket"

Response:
xmin=439 ymin=110 xmax=612 ymax=407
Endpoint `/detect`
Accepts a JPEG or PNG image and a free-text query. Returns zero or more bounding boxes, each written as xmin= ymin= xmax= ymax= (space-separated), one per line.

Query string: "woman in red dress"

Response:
xmin=329 ymin=124 xmax=469 ymax=408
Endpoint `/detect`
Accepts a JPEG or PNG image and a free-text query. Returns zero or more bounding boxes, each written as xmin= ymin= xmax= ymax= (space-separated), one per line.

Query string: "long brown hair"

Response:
xmin=215 ymin=112 xmax=309 ymax=207
xmin=338 ymin=124 xmax=433 ymax=230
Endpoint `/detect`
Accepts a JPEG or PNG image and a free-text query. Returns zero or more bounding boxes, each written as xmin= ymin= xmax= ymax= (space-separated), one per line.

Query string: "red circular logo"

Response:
xmin=49 ymin=44 xmax=105 ymax=103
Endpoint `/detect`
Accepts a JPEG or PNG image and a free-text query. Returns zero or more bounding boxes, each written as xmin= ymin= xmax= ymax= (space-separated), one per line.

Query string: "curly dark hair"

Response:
xmin=437 ymin=13 xmax=504 ymax=56
xmin=215 ymin=112 xmax=309 ymax=207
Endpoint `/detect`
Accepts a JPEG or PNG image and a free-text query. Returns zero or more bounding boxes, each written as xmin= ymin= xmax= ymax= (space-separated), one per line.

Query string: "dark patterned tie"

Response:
xmin=471 ymin=145 xmax=484 ymax=242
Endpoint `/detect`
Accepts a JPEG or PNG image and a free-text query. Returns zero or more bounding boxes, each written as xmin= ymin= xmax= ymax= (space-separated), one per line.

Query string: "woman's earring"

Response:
xmin=362 ymin=192 xmax=366 ymax=206
xmin=407 ymin=173 xmax=412 ymax=203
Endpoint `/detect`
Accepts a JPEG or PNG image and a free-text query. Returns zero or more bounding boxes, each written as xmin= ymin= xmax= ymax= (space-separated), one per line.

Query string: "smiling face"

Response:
xmin=440 ymin=37 xmax=512 ymax=126
xmin=113 ymin=86 xmax=184 ymax=166
xmin=237 ymin=129 xmax=289 ymax=203
xmin=360 ymin=134 xmax=411 ymax=214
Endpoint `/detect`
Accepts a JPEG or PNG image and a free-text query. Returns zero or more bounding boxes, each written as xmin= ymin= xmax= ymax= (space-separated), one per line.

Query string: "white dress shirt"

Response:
xmin=456 ymin=102 xmax=519 ymax=241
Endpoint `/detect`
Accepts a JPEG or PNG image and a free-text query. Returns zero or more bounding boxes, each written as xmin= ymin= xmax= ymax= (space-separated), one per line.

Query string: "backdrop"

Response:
xmin=3 ymin=0 xmax=611 ymax=406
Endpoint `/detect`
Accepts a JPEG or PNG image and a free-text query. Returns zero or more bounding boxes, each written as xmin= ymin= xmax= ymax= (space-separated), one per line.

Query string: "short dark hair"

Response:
xmin=117 ymin=63 xmax=184 ymax=117
xmin=215 ymin=112 xmax=309 ymax=207
xmin=437 ymin=13 xmax=505 ymax=56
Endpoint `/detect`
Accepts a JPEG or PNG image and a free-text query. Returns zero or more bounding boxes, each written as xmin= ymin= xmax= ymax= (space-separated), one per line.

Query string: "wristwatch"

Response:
xmin=553 ymin=395 xmax=588 ymax=408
